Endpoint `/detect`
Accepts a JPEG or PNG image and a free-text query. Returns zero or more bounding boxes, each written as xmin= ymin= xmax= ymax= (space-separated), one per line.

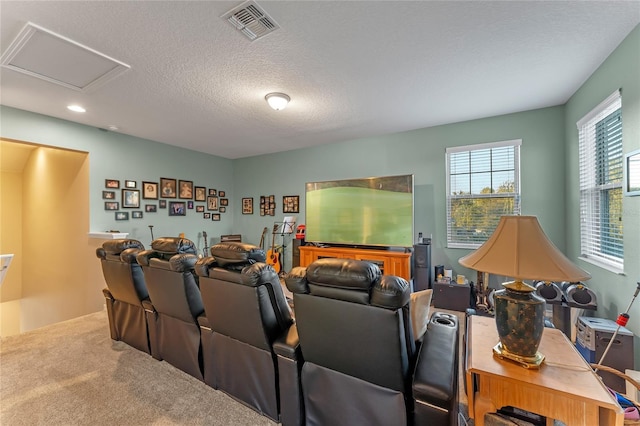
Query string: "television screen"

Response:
xmin=305 ymin=175 xmax=414 ymax=248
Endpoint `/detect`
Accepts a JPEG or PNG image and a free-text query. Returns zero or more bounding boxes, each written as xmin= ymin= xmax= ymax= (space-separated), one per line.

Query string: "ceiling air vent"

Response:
xmin=222 ymin=1 xmax=280 ymax=41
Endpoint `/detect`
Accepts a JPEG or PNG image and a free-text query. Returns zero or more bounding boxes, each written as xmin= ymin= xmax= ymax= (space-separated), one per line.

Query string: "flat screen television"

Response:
xmin=305 ymin=174 xmax=414 ymax=248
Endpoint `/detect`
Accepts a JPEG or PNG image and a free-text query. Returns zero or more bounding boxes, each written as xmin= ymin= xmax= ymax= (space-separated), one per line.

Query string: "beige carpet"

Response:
xmin=0 ymin=308 xmax=470 ymax=426
xmin=0 ymin=310 xmax=276 ymax=426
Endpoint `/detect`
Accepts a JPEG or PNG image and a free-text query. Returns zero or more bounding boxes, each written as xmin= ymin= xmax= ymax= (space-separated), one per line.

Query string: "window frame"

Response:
xmin=577 ymin=90 xmax=624 ymax=273
xmin=446 ymin=139 xmax=522 ymax=249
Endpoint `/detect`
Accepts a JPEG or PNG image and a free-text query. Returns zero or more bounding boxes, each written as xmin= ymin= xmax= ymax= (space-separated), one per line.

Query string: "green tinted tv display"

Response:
xmin=305 ymin=175 xmax=414 ymax=248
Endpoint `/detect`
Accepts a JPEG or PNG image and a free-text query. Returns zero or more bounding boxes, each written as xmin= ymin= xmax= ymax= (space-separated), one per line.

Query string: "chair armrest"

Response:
xmin=273 ymin=324 xmax=301 ymax=361
xmin=102 ymin=288 xmax=114 ymax=300
xmin=412 ymin=312 xmax=459 ymax=423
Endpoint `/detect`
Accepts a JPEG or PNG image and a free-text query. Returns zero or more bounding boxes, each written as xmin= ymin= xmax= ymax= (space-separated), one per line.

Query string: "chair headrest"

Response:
xmin=209 ymin=242 xmax=266 ymax=267
xmin=151 ymin=237 xmax=196 ymax=255
xmin=286 ymin=258 xmax=409 ymax=309
xmin=98 ymin=239 xmax=144 ymax=256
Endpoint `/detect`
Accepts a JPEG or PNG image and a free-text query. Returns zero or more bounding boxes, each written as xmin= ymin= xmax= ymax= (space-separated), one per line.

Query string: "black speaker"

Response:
xmin=413 ymin=242 xmax=431 ymax=291
xmin=292 ymin=238 xmax=302 ymax=268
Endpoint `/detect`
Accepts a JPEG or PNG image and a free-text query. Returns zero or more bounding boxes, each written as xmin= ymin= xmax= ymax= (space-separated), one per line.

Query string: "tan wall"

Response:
xmin=1 ymin=140 xmax=105 ymax=336
xmin=0 ymin=170 xmax=23 ymax=335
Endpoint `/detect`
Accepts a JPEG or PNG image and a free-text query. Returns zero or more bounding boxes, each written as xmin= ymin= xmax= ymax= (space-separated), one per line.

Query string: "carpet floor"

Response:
xmin=0 ymin=308 xmax=470 ymax=425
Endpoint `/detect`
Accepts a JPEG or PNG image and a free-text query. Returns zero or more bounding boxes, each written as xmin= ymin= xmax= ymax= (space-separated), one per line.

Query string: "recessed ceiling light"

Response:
xmin=107 ymin=125 xmax=119 ymax=131
xmin=67 ymin=104 xmax=86 ymax=113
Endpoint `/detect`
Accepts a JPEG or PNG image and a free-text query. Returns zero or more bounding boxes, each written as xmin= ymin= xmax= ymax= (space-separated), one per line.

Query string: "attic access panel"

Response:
xmin=1 ymin=22 xmax=130 ymax=92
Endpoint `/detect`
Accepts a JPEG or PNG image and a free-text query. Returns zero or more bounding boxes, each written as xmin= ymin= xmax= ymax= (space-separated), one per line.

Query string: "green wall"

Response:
xmin=0 ymin=107 xmax=235 ymax=248
xmin=233 ymin=106 xmax=567 ymax=277
xmin=565 ymin=24 xmax=640 ymax=365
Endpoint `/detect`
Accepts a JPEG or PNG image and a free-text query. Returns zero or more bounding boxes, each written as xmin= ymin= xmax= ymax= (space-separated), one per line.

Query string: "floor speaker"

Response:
xmin=413 ymin=242 xmax=431 ymax=291
xmin=292 ymin=238 xmax=302 ymax=268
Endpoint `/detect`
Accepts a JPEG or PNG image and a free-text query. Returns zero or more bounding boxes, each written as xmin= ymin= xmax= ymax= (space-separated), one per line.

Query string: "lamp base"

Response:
xmin=493 ymin=342 xmax=545 ymax=369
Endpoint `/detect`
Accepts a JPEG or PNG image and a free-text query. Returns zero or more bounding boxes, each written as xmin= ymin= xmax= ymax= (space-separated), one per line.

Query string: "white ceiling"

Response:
xmin=1 ymin=1 xmax=639 ymax=159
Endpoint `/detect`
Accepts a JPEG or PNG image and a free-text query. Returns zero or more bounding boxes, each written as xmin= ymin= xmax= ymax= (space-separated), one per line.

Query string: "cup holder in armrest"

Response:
xmin=430 ymin=312 xmax=458 ymax=327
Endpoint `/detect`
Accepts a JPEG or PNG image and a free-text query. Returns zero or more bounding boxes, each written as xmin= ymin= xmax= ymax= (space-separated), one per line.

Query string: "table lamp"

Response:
xmin=459 ymin=215 xmax=591 ymax=368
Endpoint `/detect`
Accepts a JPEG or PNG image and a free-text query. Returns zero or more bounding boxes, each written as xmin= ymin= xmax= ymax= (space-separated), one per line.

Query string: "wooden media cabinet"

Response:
xmin=298 ymin=245 xmax=412 ymax=281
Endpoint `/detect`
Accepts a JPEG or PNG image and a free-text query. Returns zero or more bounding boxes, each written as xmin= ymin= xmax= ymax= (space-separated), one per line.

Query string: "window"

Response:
xmin=577 ymin=90 xmax=623 ymax=272
xmin=446 ymin=140 xmax=521 ymax=249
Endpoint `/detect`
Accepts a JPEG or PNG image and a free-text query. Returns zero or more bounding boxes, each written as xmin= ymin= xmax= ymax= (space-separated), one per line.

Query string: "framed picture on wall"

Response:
xmin=179 ymin=180 xmax=193 ymax=199
xmin=219 ymin=191 xmax=226 ymax=197
xmin=159 ymin=199 xmax=167 ymax=209
xmin=169 ymin=201 xmax=186 ymax=216
xmin=160 ymin=178 xmax=177 ymax=198
xmin=102 ymin=191 xmax=115 ymax=200
xmin=212 ymin=213 xmax=221 ymax=221
xmin=132 ymin=211 xmax=143 ymax=219
xmin=142 ymin=181 xmax=158 ymax=199
xmin=195 ymin=186 xmax=206 ymax=201
xmin=242 ymin=197 xmax=253 ymax=215
xmin=105 ymin=179 xmax=120 ymax=189
xmin=204 ymin=212 xmax=211 ymax=219
xmin=219 ymin=207 xmax=226 ymax=213
xmin=283 ymin=195 xmax=299 ymax=213
xmin=122 ymin=189 xmax=140 ymax=208
xmin=145 ymin=204 xmax=157 ymax=212
xmin=208 ymin=188 xmax=217 ymax=196
xmin=125 ymin=180 xmax=136 ymax=188
xmin=115 ymin=211 xmax=129 ymax=221
xmin=105 ymin=201 xmax=119 ymax=210
xmin=196 ymin=205 xmax=204 ymax=213
xmin=220 ymin=198 xmax=228 ymax=206
xmin=207 ymin=196 xmax=218 ymax=211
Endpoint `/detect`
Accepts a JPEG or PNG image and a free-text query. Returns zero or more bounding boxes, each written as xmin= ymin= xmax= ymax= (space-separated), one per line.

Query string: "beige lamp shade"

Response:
xmin=458 ymin=215 xmax=591 ymax=283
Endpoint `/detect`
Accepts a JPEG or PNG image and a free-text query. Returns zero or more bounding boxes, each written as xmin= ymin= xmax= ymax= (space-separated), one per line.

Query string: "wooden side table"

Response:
xmin=465 ymin=315 xmax=624 ymax=426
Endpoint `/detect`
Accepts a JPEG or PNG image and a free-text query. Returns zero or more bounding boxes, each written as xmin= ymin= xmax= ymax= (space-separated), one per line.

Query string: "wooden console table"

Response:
xmin=465 ymin=315 xmax=623 ymax=426
xmin=298 ymin=245 xmax=411 ymax=280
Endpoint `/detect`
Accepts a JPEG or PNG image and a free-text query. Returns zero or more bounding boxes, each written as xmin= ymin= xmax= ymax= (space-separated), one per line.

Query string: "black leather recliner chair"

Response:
xmin=195 ymin=242 xmax=302 ymax=426
xmin=136 ymin=237 xmax=205 ymax=381
xmin=285 ymin=258 xmax=459 ymax=426
xmin=96 ymin=239 xmax=155 ymax=355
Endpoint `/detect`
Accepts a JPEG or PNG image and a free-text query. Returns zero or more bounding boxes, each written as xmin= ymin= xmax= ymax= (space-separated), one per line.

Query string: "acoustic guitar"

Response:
xmin=259 ymin=227 xmax=268 ymax=251
xmin=201 ymin=230 xmax=209 ymax=258
xmin=266 ymin=223 xmax=281 ymax=274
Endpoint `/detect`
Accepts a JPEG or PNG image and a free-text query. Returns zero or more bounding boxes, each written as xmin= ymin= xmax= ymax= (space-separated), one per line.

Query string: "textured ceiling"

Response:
xmin=1 ymin=1 xmax=639 ymax=159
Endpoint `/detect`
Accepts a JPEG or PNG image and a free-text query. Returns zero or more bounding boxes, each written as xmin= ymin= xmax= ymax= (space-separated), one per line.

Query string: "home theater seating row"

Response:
xmin=97 ymin=238 xmax=459 ymax=426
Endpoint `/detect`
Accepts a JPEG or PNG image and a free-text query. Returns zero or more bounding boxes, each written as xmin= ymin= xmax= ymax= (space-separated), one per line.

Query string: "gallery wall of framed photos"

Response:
xmin=102 ymin=177 xmax=229 ymax=222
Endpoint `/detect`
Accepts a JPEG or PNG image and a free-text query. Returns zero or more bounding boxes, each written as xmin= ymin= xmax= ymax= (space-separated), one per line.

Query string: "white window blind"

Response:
xmin=578 ymin=90 xmax=623 ymax=271
xmin=446 ymin=140 xmax=521 ymax=249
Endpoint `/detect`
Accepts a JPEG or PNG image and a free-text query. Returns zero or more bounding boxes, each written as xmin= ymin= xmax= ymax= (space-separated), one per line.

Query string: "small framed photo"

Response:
xmin=196 ymin=205 xmax=204 ymax=212
xmin=145 ymin=204 xmax=157 ymax=212
xmin=219 ymin=191 xmax=226 ymax=197
xmin=125 ymin=180 xmax=137 ymax=188
xmin=207 ymin=196 xmax=218 ymax=211
xmin=179 ymin=180 xmax=193 ymax=199
xmin=132 ymin=211 xmax=143 ymax=219
xmin=142 ymin=181 xmax=158 ymax=199
xmin=195 ymin=186 xmax=206 ymax=201
xmin=102 ymin=191 xmax=115 ymax=200
xmin=105 ymin=201 xmax=119 ymax=210
xmin=160 ymin=178 xmax=177 ymax=198
xmin=242 ymin=197 xmax=253 ymax=215
xmin=208 ymin=188 xmax=217 ymax=196
xmin=203 ymin=212 xmax=211 ymax=219
xmin=122 ymin=189 xmax=140 ymax=208
xmin=212 ymin=213 xmax=221 ymax=221
xmin=105 ymin=179 xmax=120 ymax=189
xmin=169 ymin=201 xmax=186 ymax=216
xmin=159 ymin=199 xmax=167 ymax=209
xmin=115 ymin=211 xmax=129 ymax=221
xmin=188 ymin=201 xmax=194 ymax=209
xmin=219 ymin=207 xmax=226 ymax=213
xmin=283 ymin=195 xmax=300 ymax=213
xmin=220 ymin=198 xmax=228 ymax=206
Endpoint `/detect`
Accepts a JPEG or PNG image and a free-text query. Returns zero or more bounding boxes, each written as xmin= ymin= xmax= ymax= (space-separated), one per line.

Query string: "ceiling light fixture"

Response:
xmin=265 ymin=92 xmax=290 ymax=111
xmin=67 ymin=104 xmax=86 ymax=113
